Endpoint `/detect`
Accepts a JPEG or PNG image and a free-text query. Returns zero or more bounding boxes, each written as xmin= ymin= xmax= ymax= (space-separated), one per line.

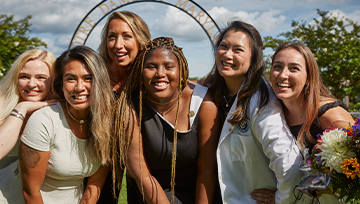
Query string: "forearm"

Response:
xmin=23 ymin=189 xmax=44 ymax=204
xmin=80 ymin=185 xmax=101 ymax=204
xmin=0 ymin=110 xmax=25 ymax=159
xmin=195 ymin=168 xmax=215 ymax=204
xmin=131 ymin=173 xmax=170 ymax=204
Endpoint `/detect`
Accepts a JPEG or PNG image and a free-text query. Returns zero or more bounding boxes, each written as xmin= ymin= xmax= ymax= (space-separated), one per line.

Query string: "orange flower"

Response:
xmin=340 ymin=158 xmax=360 ymax=179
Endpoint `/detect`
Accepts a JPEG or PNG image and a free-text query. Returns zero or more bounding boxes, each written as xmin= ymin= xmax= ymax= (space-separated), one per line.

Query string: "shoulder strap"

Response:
xmin=189 ymin=84 xmax=208 ymax=127
xmin=318 ymin=101 xmax=348 ymax=118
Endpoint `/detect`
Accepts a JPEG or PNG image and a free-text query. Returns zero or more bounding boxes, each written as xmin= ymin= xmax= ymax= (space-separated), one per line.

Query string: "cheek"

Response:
xmin=17 ymin=80 xmax=27 ymax=89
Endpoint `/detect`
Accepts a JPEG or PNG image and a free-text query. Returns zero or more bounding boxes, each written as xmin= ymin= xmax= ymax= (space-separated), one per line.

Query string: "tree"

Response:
xmin=0 ymin=14 xmax=47 ymax=78
xmin=263 ymin=9 xmax=360 ymax=110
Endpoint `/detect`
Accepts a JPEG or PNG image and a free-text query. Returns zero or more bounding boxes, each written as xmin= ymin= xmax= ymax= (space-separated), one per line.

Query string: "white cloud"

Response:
xmin=135 ymin=3 xmax=159 ymax=12
xmin=209 ymin=7 xmax=286 ymax=33
xmin=298 ymin=0 xmax=348 ymax=3
xmin=310 ymin=9 xmax=360 ymax=28
xmin=0 ymin=0 xmax=98 ymax=34
xmin=151 ymin=6 xmax=206 ymax=42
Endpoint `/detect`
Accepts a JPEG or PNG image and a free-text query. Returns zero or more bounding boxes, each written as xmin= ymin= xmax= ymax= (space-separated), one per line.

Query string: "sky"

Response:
xmin=1 ymin=0 xmax=359 ymax=78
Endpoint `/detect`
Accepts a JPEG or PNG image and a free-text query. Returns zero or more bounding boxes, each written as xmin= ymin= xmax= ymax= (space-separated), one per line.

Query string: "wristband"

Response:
xmin=10 ymin=113 xmax=24 ymax=121
xmin=12 ymin=109 xmax=25 ymax=120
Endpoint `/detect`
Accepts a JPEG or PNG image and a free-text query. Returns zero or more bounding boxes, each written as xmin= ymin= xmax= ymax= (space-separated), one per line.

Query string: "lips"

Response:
xmin=72 ymin=95 xmax=89 ymax=103
xmin=221 ymin=61 xmax=235 ymax=69
xmin=277 ymin=83 xmax=291 ymax=89
xmin=115 ymin=52 xmax=126 ymax=57
xmin=25 ymin=90 xmax=41 ymax=95
xmin=152 ymin=81 xmax=169 ymax=90
xmin=115 ymin=52 xmax=127 ymax=61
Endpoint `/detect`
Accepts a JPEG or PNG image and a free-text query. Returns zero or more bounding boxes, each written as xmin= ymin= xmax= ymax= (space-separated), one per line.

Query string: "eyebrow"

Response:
xmin=273 ymin=61 xmax=303 ymax=67
xmin=64 ymin=73 xmax=92 ymax=78
xmin=221 ymin=41 xmax=246 ymax=50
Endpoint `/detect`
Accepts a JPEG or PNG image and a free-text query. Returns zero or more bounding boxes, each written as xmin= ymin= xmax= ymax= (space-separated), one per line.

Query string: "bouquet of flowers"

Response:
xmin=304 ymin=118 xmax=360 ymax=203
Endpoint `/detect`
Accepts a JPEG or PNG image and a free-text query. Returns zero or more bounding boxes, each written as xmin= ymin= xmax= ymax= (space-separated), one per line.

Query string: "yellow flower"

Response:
xmin=340 ymin=158 xmax=360 ymax=179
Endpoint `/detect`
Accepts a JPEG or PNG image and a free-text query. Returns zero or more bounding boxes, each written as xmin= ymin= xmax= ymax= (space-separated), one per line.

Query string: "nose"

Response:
xmin=27 ymin=77 xmax=37 ymax=87
xmin=279 ymin=67 xmax=289 ymax=79
xmin=155 ymin=67 xmax=166 ymax=77
xmin=224 ymin=49 xmax=233 ymax=59
xmin=75 ymin=80 xmax=85 ymax=92
xmin=115 ymin=37 xmax=124 ymax=49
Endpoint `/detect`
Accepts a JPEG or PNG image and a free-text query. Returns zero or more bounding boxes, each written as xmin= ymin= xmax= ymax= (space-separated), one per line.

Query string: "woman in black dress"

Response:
xmin=251 ymin=42 xmax=354 ymax=203
xmin=112 ymin=37 xmax=219 ymax=203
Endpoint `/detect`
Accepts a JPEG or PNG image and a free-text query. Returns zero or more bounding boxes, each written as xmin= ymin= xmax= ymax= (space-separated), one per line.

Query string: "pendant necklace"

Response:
xmin=223 ymin=94 xmax=236 ymax=108
xmin=293 ymin=109 xmax=305 ymax=125
xmin=66 ymin=102 xmax=87 ymax=125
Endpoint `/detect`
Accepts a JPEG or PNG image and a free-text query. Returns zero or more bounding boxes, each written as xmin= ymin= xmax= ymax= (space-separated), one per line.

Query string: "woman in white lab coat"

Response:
xmin=203 ymin=20 xmax=302 ymax=204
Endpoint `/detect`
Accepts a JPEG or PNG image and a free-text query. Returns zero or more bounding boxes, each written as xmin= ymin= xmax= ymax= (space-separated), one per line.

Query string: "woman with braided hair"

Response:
xmin=111 ymin=37 xmax=219 ymax=203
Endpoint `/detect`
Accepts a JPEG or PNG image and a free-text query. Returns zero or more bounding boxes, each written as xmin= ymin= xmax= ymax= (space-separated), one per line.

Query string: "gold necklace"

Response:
xmin=293 ymin=109 xmax=305 ymax=125
xmin=147 ymin=91 xmax=181 ymax=106
xmin=66 ymin=102 xmax=87 ymax=125
xmin=223 ymin=94 xmax=236 ymax=107
xmin=146 ymin=99 xmax=179 ymax=115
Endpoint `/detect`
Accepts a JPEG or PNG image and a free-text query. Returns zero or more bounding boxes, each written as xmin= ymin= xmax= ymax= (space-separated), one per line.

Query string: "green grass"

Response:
xmin=118 ymin=172 xmax=127 ymax=204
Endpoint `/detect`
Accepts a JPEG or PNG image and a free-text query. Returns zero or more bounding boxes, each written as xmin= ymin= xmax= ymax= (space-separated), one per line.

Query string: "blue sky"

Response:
xmin=1 ymin=0 xmax=359 ymax=77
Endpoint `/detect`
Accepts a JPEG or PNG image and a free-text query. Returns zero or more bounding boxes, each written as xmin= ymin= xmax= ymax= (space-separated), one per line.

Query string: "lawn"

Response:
xmin=118 ymin=171 xmax=127 ymax=204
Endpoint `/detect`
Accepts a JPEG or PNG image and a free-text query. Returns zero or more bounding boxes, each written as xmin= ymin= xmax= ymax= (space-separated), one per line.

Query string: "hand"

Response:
xmin=302 ymin=187 xmax=333 ymax=198
xmin=16 ymin=100 xmax=57 ymax=115
xmin=251 ymin=189 xmax=276 ymax=204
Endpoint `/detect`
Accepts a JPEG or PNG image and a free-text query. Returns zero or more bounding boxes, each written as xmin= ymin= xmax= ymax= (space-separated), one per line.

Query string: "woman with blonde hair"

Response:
xmin=19 ymin=45 xmax=114 ymax=203
xmin=0 ymin=49 xmax=56 ymax=203
xmin=93 ymin=10 xmax=151 ymax=203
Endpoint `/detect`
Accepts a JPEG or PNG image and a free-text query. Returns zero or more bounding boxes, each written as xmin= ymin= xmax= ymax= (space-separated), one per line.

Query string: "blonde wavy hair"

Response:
xmin=98 ymin=10 xmax=151 ymax=64
xmin=52 ymin=45 xmax=114 ymax=164
xmin=0 ymin=49 xmax=55 ymax=122
xmin=112 ymin=37 xmax=189 ymax=202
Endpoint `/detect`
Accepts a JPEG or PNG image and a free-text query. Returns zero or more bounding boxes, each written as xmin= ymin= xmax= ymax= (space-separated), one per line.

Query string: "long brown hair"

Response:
xmin=111 ymin=37 xmax=188 ymax=201
xmin=203 ymin=20 xmax=269 ymax=125
xmin=271 ymin=42 xmax=333 ymax=149
xmin=53 ymin=45 xmax=114 ymax=164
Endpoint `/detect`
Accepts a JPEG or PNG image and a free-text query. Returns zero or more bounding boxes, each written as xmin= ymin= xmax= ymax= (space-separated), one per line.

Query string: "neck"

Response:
xmin=107 ymin=62 xmax=131 ymax=90
xmin=67 ymin=104 xmax=89 ymax=120
xmin=282 ymin=96 xmax=305 ymax=125
xmin=224 ymin=76 xmax=244 ymax=97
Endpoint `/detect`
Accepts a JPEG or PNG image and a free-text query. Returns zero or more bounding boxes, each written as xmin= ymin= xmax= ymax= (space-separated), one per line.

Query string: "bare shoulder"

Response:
xmin=319 ymin=100 xmax=355 ymax=129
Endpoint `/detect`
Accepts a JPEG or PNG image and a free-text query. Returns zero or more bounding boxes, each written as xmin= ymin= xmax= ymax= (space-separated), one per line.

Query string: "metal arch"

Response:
xmin=68 ymin=0 xmax=220 ymax=49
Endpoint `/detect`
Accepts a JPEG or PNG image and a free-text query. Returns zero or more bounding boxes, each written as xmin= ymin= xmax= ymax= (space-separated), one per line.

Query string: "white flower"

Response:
xmin=316 ymin=128 xmax=356 ymax=172
xmin=13 ymin=42 xmax=19 ymax=47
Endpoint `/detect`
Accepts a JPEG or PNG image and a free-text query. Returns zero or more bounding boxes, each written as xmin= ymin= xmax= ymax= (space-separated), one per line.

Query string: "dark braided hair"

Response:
xmin=111 ymin=37 xmax=189 ymax=202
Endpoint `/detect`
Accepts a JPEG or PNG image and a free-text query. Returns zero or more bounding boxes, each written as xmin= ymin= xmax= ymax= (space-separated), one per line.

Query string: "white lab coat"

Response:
xmin=217 ymin=83 xmax=303 ymax=204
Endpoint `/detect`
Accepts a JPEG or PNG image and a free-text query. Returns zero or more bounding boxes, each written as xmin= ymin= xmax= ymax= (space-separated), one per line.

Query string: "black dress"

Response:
xmin=289 ymin=101 xmax=348 ymax=151
xmin=127 ymin=85 xmax=206 ymax=204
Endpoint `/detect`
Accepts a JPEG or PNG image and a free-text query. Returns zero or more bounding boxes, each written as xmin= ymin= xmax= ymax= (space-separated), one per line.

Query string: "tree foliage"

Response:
xmin=263 ymin=9 xmax=360 ymax=110
xmin=0 ymin=14 xmax=47 ymax=78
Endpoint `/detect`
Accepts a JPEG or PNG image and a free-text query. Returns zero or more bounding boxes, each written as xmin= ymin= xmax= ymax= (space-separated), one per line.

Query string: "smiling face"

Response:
xmin=270 ymin=48 xmax=308 ymax=103
xmin=142 ymin=47 xmax=180 ymax=103
xmin=62 ymin=60 xmax=92 ymax=113
xmin=216 ymin=30 xmax=252 ymax=85
xmin=18 ymin=59 xmax=51 ymax=102
xmin=107 ymin=18 xmax=140 ymax=70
